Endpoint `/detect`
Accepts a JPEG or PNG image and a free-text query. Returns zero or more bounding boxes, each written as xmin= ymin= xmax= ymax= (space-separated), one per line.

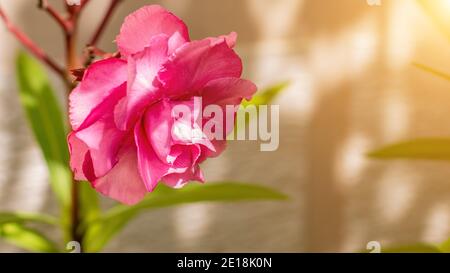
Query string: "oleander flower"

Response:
xmin=68 ymin=5 xmax=257 ymax=204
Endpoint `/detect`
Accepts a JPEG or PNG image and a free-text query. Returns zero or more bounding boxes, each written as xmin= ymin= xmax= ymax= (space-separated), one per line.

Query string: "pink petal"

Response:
xmin=93 ymin=139 xmax=148 ymax=205
xmin=162 ymin=165 xmax=205 ymax=189
xmin=158 ymin=38 xmax=243 ymax=98
xmin=168 ymin=31 xmax=189 ymax=55
xmin=115 ymin=35 xmax=169 ymax=130
xmin=134 ymin=119 xmax=171 ymax=191
xmin=207 ymin=32 xmax=238 ymax=48
xmin=201 ymin=77 xmax=257 ymax=106
xmin=201 ymin=77 xmax=257 ymax=137
xmin=75 ymin=120 xmax=128 ymax=179
xmin=116 ymin=5 xmax=189 ymax=57
xmin=68 ymin=132 xmax=92 ymax=181
xmin=144 ymin=99 xmax=215 ymax=163
xmin=74 ymin=84 xmax=128 ymax=178
xmin=168 ymin=144 xmax=201 ymax=171
xmin=143 ymin=100 xmax=173 ymax=163
xmin=69 ymin=58 xmax=127 ymax=131
xmin=198 ymin=140 xmax=227 ymax=163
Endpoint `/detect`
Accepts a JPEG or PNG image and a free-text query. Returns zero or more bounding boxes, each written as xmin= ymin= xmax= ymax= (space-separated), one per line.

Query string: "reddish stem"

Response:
xmin=38 ymin=0 xmax=70 ymax=31
xmin=0 ymin=7 xmax=66 ymax=80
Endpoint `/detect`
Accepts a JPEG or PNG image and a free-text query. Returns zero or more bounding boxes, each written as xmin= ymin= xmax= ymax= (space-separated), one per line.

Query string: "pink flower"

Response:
xmin=68 ymin=5 xmax=257 ymax=205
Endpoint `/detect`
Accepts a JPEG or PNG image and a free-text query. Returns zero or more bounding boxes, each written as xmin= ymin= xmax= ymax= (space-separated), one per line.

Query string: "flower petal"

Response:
xmin=74 ymin=84 xmax=128 ymax=178
xmin=115 ymin=35 xmax=169 ymax=130
xmin=143 ymin=100 xmax=173 ymax=163
xmin=116 ymin=5 xmax=189 ymax=57
xmin=207 ymin=32 xmax=238 ymax=48
xmin=69 ymin=58 xmax=127 ymax=131
xmin=201 ymin=77 xmax=257 ymax=138
xmin=200 ymin=77 xmax=257 ymax=106
xmin=158 ymin=39 xmax=243 ymax=98
xmin=93 ymin=139 xmax=147 ymax=205
xmin=134 ymin=119 xmax=170 ymax=191
xmin=162 ymin=165 xmax=204 ymax=189
xmin=68 ymin=132 xmax=92 ymax=181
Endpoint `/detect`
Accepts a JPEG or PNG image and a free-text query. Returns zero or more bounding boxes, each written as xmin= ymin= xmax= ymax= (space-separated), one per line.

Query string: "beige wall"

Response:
xmin=0 ymin=0 xmax=450 ymax=252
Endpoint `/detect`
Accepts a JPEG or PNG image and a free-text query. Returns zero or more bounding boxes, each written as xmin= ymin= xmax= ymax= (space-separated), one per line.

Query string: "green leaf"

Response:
xmin=413 ymin=62 xmax=450 ymax=82
xmin=368 ymin=138 xmax=450 ymax=161
xmin=0 ymin=212 xmax=58 ymax=226
xmin=243 ymin=81 xmax=290 ymax=107
xmin=438 ymin=237 xmax=450 ymax=253
xmin=16 ymin=52 xmax=71 ymax=209
xmin=84 ymin=182 xmax=287 ymax=252
xmin=0 ymin=223 xmax=59 ymax=253
xmin=79 ymin=182 xmax=100 ymax=225
xmin=381 ymin=243 xmax=441 ymax=253
xmin=78 ymin=182 xmax=101 ymax=240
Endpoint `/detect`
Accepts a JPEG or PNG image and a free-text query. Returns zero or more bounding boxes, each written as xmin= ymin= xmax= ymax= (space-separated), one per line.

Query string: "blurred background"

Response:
xmin=0 ymin=0 xmax=450 ymax=252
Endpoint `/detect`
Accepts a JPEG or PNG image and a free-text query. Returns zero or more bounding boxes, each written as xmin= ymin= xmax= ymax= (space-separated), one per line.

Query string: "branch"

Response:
xmin=0 ymin=7 xmax=66 ymax=79
xmin=66 ymin=0 xmax=91 ymax=19
xmin=88 ymin=0 xmax=122 ymax=46
xmin=38 ymin=0 xmax=70 ymax=31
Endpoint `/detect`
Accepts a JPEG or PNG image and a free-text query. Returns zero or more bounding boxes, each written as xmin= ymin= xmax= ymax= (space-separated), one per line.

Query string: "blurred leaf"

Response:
xmin=381 ymin=243 xmax=441 ymax=253
xmin=368 ymin=138 xmax=450 ymax=161
xmin=234 ymin=81 xmax=289 ymax=137
xmin=79 ymin=182 xmax=100 ymax=225
xmin=243 ymin=81 xmax=290 ymax=107
xmin=16 ymin=52 xmax=71 ymax=208
xmin=413 ymin=62 xmax=450 ymax=81
xmin=84 ymin=182 xmax=287 ymax=252
xmin=438 ymin=238 xmax=450 ymax=253
xmin=78 ymin=182 xmax=101 ymax=240
xmin=0 ymin=223 xmax=58 ymax=253
xmin=0 ymin=212 xmax=58 ymax=226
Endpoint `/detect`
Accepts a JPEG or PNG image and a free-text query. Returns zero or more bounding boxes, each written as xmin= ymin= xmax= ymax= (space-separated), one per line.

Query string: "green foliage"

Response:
xmin=243 ymin=81 xmax=290 ymax=107
xmin=83 ymin=182 xmax=287 ymax=252
xmin=381 ymin=243 xmax=441 ymax=253
xmin=0 ymin=223 xmax=58 ymax=253
xmin=0 ymin=212 xmax=59 ymax=252
xmin=13 ymin=52 xmax=102 ymax=249
xmin=78 ymin=182 xmax=101 ymax=234
xmin=368 ymin=138 xmax=450 ymax=161
xmin=0 ymin=212 xmax=58 ymax=226
xmin=16 ymin=52 xmax=72 ymax=209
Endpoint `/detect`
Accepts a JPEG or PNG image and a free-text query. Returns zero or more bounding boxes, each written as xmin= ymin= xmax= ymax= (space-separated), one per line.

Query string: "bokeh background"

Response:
xmin=0 ymin=0 xmax=450 ymax=252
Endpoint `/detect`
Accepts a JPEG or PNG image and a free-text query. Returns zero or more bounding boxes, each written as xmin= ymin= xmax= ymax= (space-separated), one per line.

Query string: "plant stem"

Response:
xmin=0 ymin=6 xmax=66 ymax=79
xmin=38 ymin=0 xmax=70 ymax=31
xmin=65 ymin=7 xmax=83 ymax=251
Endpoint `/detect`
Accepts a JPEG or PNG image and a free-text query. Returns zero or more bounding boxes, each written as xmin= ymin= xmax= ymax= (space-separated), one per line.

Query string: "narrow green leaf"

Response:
xmin=243 ymin=81 xmax=290 ymax=107
xmin=381 ymin=243 xmax=441 ymax=253
xmin=84 ymin=182 xmax=287 ymax=252
xmin=0 ymin=212 xmax=58 ymax=226
xmin=0 ymin=223 xmax=59 ymax=253
xmin=79 ymin=182 xmax=100 ymax=225
xmin=368 ymin=138 xmax=450 ymax=161
xmin=78 ymin=182 xmax=101 ymax=241
xmin=413 ymin=62 xmax=450 ymax=82
xmin=16 ymin=52 xmax=71 ymax=208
